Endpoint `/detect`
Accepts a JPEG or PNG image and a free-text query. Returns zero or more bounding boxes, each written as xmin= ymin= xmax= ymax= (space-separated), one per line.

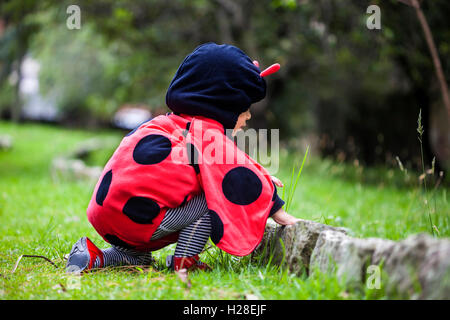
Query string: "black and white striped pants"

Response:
xmin=96 ymin=193 xmax=211 ymax=268
xmin=152 ymin=193 xmax=211 ymax=257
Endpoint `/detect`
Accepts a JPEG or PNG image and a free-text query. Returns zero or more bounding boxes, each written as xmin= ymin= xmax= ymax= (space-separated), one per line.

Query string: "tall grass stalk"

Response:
xmin=417 ymin=109 xmax=435 ymax=236
xmin=283 ymin=146 xmax=310 ymax=213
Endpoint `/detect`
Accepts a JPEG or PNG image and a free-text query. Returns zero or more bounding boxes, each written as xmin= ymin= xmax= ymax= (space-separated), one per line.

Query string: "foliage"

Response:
xmin=0 ymin=0 xmax=449 ymax=167
xmin=31 ymin=9 xmax=122 ymax=125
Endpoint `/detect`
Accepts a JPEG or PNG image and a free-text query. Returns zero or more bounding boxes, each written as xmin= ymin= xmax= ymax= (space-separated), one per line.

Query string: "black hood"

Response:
xmin=166 ymin=43 xmax=266 ymax=129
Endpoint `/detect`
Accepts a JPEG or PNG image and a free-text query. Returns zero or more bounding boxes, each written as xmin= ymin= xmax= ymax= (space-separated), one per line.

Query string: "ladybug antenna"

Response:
xmin=260 ymin=63 xmax=281 ymax=77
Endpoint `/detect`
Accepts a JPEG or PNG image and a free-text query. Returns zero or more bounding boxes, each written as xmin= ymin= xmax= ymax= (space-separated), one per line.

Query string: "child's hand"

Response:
xmin=271 ymin=176 xmax=284 ymax=187
xmin=271 ymin=208 xmax=300 ymax=225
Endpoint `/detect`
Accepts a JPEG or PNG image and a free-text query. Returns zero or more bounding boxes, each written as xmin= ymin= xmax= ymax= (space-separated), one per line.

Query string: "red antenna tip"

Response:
xmin=260 ymin=63 xmax=281 ymax=77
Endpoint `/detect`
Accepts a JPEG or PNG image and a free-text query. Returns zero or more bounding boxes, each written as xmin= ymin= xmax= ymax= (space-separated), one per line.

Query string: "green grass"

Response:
xmin=0 ymin=121 xmax=449 ymax=299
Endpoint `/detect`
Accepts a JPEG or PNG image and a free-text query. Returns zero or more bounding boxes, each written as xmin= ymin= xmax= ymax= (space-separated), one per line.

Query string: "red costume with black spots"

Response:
xmin=66 ymin=43 xmax=286 ymax=273
xmin=87 ymin=112 xmax=282 ymax=256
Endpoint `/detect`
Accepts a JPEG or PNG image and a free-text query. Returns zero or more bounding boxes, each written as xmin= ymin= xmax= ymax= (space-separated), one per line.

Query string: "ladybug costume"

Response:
xmin=67 ymin=43 xmax=284 ymax=272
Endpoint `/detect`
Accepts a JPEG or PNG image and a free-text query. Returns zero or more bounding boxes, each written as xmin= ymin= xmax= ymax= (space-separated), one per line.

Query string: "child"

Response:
xmin=66 ymin=42 xmax=299 ymax=273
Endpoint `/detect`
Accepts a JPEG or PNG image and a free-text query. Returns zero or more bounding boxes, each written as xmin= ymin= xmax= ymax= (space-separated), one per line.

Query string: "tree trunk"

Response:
xmin=410 ymin=0 xmax=450 ymax=122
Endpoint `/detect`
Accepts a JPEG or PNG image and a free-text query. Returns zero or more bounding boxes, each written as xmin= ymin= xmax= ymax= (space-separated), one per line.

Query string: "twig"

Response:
xmin=11 ymin=255 xmax=59 ymax=274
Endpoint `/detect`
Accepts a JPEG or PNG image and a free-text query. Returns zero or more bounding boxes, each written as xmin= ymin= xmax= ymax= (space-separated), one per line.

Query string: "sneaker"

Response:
xmin=166 ymin=254 xmax=211 ymax=272
xmin=66 ymin=237 xmax=104 ymax=273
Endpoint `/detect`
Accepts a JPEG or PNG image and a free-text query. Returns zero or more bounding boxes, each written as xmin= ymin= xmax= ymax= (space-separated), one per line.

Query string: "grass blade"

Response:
xmin=285 ymin=146 xmax=309 ymax=212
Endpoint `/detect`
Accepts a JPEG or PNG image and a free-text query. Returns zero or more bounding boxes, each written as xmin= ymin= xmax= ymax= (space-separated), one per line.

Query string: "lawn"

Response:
xmin=0 ymin=121 xmax=448 ymax=300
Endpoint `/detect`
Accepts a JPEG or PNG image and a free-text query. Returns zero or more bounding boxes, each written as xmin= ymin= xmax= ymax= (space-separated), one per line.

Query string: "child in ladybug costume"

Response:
xmin=66 ymin=43 xmax=299 ymax=273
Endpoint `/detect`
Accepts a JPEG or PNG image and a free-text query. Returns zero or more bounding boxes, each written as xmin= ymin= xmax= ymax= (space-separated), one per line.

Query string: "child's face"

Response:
xmin=232 ymin=110 xmax=251 ymax=136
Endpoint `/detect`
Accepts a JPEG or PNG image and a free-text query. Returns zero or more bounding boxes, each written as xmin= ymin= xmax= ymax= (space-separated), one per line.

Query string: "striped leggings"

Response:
xmin=96 ymin=193 xmax=211 ymax=267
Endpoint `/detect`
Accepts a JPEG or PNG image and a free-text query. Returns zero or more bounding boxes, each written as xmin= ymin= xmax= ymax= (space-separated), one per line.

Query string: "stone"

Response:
xmin=373 ymin=233 xmax=450 ymax=299
xmin=72 ymin=138 xmax=106 ymax=160
xmin=310 ymin=230 xmax=395 ymax=288
xmin=51 ymin=157 xmax=102 ymax=181
xmin=50 ymin=138 xmax=113 ymax=182
xmin=259 ymin=219 xmax=450 ymax=299
xmin=254 ymin=219 xmax=347 ymax=275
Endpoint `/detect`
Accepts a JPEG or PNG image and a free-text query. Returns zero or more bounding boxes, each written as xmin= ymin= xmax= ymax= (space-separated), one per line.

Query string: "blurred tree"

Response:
xmin=31 ymin=8 xmax=123 ymax=126
xmin=398 ymin=0 xmax=450 ymax=120
xmin=0 ymin=0 xmax=43 ymax=121
xmin=0 ymin=0 xmax=449 ymax=172
xmin=381 ymin=0 xmax=450 ymax=171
